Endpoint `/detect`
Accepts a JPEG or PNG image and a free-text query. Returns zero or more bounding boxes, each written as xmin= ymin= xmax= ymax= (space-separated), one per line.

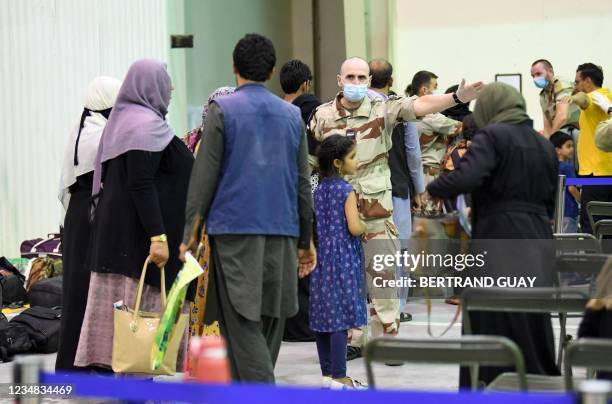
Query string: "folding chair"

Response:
xmin=593 ymin=219 xmax=612 ymax=239
xmin=551 ymin=239 xmax=604 ymax=366
xmin=564 ymin=338 xmax=612 ymax=391
xmin=461 ymin=287 xmax=589 ymax=389
xmin=363 ymin=335 xmax=527 ymax=390
xmin=554 ymin=253 xmax=609 ymax=293
xmin=586 ymin=201 xmax=612 ymax=237
xmin=553 ymin=233 xmax=601 ymax=254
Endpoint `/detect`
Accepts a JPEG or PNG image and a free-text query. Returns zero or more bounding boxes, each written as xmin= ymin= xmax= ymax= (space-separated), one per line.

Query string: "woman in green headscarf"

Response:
xmin=428 ymin=82 xmax=561 ymax=387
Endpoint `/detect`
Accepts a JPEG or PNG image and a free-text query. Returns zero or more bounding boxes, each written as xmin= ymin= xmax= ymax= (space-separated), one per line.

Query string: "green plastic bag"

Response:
xmin=151 ymin=252 xmax=203 ymax=370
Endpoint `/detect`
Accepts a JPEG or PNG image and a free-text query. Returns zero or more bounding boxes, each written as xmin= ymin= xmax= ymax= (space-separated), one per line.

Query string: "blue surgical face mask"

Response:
xmin=534 ymin=76 xmax=549 ymax=89
xmin=343 ymin=83 xmax=368 ymax=102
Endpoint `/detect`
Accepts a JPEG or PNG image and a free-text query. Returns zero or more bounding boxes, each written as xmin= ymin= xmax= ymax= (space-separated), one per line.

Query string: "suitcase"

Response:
xmin=27 ymin=276 xmax=62 ymax=308
xmin=20 ymin=234 xmax=62 ymax=259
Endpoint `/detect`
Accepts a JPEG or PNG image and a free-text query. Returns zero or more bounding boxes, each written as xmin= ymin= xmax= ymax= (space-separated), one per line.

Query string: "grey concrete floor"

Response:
xmin=0 ymin=299 xmax=581 ymax=401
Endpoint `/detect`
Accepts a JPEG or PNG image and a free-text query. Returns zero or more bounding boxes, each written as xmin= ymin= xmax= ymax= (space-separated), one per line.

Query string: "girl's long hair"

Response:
xmin=317 ymin=134 xmax=355 ymax=178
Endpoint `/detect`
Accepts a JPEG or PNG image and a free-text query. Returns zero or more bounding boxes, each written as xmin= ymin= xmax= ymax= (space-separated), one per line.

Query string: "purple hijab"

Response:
xmin=92 ymin=59 xmax=175 ymax=198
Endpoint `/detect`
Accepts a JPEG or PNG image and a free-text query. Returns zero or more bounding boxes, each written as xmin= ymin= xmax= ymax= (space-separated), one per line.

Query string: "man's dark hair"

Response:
xmin=233 ymin=33 xmax=276 ymax=82
xmin=577 ymin=63 xmax=604 ymax=88
xmin=550 ymin=131 xmax=574 ymax=149
xmin=411 ymin=71 xmax=438 ymax=96
xmin=404 ymin=84 xmax=412 ymax=96
xmin=369 ymin=59 xmax=393 ymax=89
xmin=531 ymin=59 xmax=553 ymax=70
xmin=279 ymin=59 xmax=312 ymax=94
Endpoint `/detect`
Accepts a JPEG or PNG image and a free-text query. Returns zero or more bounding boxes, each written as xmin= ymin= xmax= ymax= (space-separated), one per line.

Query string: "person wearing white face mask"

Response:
xmin=308 ymin=57 xmax=483 ymax=362
xmin=530 ymin=59 xmax=580 ymax=141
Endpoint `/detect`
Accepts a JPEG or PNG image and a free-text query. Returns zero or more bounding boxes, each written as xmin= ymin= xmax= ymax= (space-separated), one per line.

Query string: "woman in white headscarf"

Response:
xmin=56 ymin=76 xmax=121 ymax=371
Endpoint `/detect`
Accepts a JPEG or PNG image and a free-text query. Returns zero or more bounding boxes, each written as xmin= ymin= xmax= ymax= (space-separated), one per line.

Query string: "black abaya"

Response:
xmin=428 ymin=121 xmax=561 ymax=388
xmin=56 ymin=172 xmax=93 ymax=371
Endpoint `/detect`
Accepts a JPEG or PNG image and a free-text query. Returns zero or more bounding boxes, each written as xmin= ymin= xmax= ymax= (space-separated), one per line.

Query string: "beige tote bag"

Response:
xmin=112 ymin=257 xmax=188 ymax=375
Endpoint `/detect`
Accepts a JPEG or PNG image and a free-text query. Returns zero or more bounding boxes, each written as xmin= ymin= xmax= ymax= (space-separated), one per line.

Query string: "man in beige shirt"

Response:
xmin=309 ymin=57 xmax=482 ymax=358
xmin=530 ymin=59 xmax=580 ymax=137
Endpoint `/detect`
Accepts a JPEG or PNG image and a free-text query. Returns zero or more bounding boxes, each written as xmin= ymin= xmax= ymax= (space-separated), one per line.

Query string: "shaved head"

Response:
xmin=340 ymin=57 xmax=369 ymax=75
xmin=337 ymin=57 xmax=371 ymax=91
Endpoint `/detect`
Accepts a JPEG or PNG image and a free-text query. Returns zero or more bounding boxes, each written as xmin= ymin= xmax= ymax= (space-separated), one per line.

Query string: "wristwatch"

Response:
xmin=452 ymin=92 xmax=462 ymax=104
xmin=151 ymin=234 xmax=168 ymax=243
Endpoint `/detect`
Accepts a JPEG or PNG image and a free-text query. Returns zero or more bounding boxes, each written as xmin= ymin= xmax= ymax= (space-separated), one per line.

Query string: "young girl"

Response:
xmin=310 ymin=134 xmax=367 ymax=389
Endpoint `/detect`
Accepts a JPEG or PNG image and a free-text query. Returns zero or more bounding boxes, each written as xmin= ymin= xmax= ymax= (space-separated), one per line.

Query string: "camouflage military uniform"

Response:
xmin=309 ymin=92 xmax=418 ymax=345
xmin=540 ymin=77 xmax=581 ymax=168
xmin=539 ymin=77 xmax=580 ymax=129
xmin=415 ymin=113 xmax=460 ymax=215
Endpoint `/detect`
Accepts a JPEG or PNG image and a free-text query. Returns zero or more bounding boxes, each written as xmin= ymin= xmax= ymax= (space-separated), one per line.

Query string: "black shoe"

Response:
xmin=400 ymin=312 xmax=412 ymax=322
xmin=346 ymin=346 xmax=362 ymax=361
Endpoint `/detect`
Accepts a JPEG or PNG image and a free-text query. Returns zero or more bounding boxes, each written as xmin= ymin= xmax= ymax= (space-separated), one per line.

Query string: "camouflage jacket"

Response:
xmin=309 ymin=92 xmax=417 ymax=232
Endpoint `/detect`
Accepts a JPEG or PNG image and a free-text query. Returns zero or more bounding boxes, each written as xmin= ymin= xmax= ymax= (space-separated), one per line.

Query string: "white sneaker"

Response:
xmin=322 ymin=376 xmax=332 ymax=388
xmin=330 ymin=377 xmax=368 ymax=390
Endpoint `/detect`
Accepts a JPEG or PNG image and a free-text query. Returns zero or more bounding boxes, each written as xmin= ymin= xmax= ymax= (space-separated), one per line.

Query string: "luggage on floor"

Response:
xmin=0 ymin=257 xmax=27 ymax=306
xmin=27 ymin=277 xmax=62 ymax=308
xmin=25 ymin=257 xmax=62 ymax=291
xmin=0 ymin=313 xmax=9 ymax=361
xmin=7 ymin=306 xmax=61 ymax=355
xmin=20 ymin=234 xmax=62 ymax=259
xmin=0 ymin=275 xmax=27 ymax=307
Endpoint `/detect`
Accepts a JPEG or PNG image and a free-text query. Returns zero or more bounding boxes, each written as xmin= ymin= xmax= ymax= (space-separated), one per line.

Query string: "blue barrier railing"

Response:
xmin=554 ymin=175 xmax=612 ymax=232
xmin=42 ymin=372 xmax=575 ymax=403
xmin=566 ymin=178 xmax=612 ymax=186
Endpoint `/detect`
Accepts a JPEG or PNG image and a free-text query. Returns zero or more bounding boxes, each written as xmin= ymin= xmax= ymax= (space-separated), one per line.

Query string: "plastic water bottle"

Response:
xmin=193 ymin=336 xmax=231 ymax=384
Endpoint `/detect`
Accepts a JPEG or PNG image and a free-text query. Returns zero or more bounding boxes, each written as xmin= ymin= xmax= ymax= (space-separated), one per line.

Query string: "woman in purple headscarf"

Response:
xmin=74 ymin=59 xmax=194 ymax=371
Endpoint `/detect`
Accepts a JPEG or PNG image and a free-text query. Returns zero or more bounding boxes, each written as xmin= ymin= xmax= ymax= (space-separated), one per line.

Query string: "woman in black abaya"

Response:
xmin=427 ymin=82 xmax=560 ymax=388
xmin=56 ymin=77 xmax=121 ymax=370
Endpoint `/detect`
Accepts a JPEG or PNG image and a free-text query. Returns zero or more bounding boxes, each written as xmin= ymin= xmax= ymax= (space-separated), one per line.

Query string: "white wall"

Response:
xmin=0 ymin=0 xmax=172 ymax=257
xmin=392 ymin=0 xmax=612 ymax=129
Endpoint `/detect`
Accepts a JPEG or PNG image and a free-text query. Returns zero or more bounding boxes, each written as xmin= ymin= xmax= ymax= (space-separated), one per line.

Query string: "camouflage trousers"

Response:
xmin=349 ymin=218 xmax=401 ymax=348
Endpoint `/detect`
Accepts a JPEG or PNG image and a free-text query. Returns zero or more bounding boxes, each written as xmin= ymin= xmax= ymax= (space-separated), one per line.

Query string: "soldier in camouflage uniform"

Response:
xmin=530 ymin=59 xmax=580 ymax=138
xmin=409 ymin=71 xmax=462 ymax=215
xmin=530 ymin=59 xmax=581 ymax=168
xmin=308 ymin=57 xmax=483 ymax=355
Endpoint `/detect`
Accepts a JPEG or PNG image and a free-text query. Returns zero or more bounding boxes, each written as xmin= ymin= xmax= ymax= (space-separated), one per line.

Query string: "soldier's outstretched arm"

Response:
xmin=414 ymin=79 xmax=483 ymax=117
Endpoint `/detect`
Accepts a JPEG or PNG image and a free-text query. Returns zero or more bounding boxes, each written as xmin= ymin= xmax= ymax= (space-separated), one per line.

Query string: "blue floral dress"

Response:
xmin=310 ymin=177 xmax=367 ymax=332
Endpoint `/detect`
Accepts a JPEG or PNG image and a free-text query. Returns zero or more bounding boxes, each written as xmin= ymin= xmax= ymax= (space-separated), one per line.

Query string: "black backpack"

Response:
xmin=0 ymin=257 xmax=27 ymax=306
xmin=0 ymin=314 xmax=9 ymax=361
xmin=27 ymin=276 xmax=62 ymax=308
xmin=7 ymin=306 xmax=61 ymax=355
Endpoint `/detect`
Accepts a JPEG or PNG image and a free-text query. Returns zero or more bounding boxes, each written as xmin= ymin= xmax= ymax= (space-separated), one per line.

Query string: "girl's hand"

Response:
xmin=298 ymin=240 xmax=317 ymax=278
xmin=149 ymin=241 xmax=169 ymax=268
